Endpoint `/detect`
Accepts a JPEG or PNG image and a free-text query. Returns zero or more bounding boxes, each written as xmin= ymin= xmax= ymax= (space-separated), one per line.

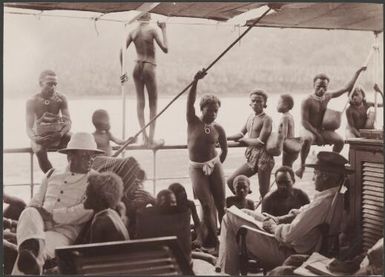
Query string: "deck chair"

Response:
xmin=135 ymin=207 xmax=192 ymax=265
xmin=55 ymin=236 xmax=194 ymax=275
xmin=238 ymin=184 xmax=345 ymax=275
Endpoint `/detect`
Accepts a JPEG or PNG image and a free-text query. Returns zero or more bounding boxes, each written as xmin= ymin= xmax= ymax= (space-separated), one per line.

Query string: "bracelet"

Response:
xmin=256 ymin=138 xmax=265 ymax=145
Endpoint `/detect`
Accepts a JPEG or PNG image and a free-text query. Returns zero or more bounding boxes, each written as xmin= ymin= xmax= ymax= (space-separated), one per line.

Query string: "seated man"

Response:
xmin=26 ymin=70 xmax=72 ymax=173
xmin=296 ymin=66 xmax=366 ymax=178
xmin=217 ymin=151 xmax=352 ymax=275
xmin=12 ymin=132 xmax=103 ymax=275
xmin=262 ymin=166 xmax=310 ymax=216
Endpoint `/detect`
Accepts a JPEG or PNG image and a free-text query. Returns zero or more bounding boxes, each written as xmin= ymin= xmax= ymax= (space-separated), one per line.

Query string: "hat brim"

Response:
xmin=58 ymin=148 xmax=105 ymax=154
xmin=305 ymin=163 xmax=354 ymax=174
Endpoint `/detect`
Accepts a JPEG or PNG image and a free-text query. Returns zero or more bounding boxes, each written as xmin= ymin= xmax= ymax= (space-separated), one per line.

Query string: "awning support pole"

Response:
xmin=373 ymin=32 xmax=379 ymax=124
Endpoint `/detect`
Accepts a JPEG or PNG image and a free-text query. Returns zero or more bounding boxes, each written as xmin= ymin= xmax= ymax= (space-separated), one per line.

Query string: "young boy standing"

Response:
xmin=187 ymin=69 xmax=227 ymax=249
xmin=227 ymin=90 xmax=274 ymax=199
xmin=92 ymin=109 xmax=136 ymax=156
xmin=277 ymin=94 xmax=301 ymax=168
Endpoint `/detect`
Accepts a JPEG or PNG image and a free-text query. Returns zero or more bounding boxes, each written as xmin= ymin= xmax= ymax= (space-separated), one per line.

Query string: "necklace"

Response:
xmin=204 ymin=123 xmax=211 ymax=134
xmin=44 ymin=99 xmax=50 ymax=105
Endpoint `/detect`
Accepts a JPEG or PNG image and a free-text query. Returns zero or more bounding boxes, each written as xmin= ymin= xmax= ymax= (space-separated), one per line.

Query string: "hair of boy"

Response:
xmin=199 ymin=94 xmax=221 ymax=111
xmin=87 ymin=172 xmax=124 ymax=209
xmin=249 ymin=89 xmax=268 ymax=108
xmin=156 ymin=189 xmax=175 ymax=206
xmin=233 ymin=175 xmax=251 ymax=193
xmin=348 ymin=86 xmax=367 ymax=105
xmin=313 ymin=73 xmax=330 ymax=84
xmin=39 ymin=70 xmax=56 ymax=82
xmin=137 ymin=12 xmax=151 ymax=22
xmin=92 ymin=109 xmax=109 ymax=127
xmin=280 ymin=94 xmax=294 ymax=110
xmin=168 ymin=182 xmax=186 ymax=194
xmin=274 ymin=166 xmax=295 ymax=183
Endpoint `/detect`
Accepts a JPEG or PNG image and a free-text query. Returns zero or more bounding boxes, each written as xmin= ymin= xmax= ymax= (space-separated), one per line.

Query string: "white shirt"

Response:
xmin=274 ymin=186 xmax=339 ymax=253
xmin=29 ymin=166 xmax=94 ymax=240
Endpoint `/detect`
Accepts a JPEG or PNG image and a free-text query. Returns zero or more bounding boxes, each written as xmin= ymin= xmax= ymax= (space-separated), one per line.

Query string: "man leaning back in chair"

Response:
xmin=12 ymin=132 xmax=104 ymax=275
xmin=216 ymin=151 xmax=352 ymax=275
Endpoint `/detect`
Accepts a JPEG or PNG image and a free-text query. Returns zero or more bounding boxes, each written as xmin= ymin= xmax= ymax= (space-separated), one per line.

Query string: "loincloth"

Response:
xmin=189 ymin=155 xmax=220 ymax=176
xmin=245 ymin=146 xmax=274 ymax=172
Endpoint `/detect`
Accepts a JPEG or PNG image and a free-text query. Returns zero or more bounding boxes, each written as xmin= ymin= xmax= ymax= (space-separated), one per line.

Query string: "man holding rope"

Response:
xmin=295 ymin=65 xmax=367 ymax=178
xmin=120 ymin=12 xmax=168 ymax=147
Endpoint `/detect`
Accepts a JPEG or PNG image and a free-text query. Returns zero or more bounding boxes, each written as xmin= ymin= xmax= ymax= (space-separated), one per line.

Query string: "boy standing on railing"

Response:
xmin=187 ymin=69 xmax=228 ymax=251
xmin=26 ymin=70 xmax=72 ymax=173
xmin=92 ymin=109 xmax=136 ymax=156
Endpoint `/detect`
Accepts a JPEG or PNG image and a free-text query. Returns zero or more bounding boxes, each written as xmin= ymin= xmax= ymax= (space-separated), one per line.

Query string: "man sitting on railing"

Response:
xmin=216 ymin=151 xmax=352 ymax=275
xmin=26 ymin=70 xmax=72 ymax=173
xmin=12 ymin=132 xmax=103 ymax=275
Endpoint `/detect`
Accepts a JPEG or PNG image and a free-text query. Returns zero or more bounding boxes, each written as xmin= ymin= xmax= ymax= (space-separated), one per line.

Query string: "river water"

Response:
xmin=3 ymin=94 xmax=383 ymax=202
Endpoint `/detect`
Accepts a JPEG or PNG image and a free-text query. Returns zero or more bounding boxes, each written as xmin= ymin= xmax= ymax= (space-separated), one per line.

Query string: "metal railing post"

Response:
xmin=152 ymin=149 xmax=157 ymax=196
xmin=30 ymin=152 xmax=34 ymax=198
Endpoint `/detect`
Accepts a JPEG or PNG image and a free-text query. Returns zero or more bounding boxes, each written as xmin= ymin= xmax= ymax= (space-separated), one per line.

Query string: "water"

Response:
xmin=3 ymin=94 xmax=383 ymax=202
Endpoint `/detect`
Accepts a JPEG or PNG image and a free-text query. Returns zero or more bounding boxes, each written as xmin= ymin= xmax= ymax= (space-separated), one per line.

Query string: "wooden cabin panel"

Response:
xmin=362 ymin=199 xmax=383 ymax=208
xmin=362 ymin=175 xmax=384 ymax=185
xmin=362 ymin=182 xmax=384 ymax=192
xmin=347 ymin=139 xmax=383 ymax=256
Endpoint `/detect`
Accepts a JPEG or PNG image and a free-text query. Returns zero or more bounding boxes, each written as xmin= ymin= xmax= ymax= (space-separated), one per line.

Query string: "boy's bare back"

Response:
xmin=129 ymin=25 xmax=157 ymax=64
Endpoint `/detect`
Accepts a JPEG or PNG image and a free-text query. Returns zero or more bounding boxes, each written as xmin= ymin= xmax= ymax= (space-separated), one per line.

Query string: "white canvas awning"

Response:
xmin=246 ymin=3 xmax=383 ymax=32
xmin=4 ymin=2 xmax=267 ymax=21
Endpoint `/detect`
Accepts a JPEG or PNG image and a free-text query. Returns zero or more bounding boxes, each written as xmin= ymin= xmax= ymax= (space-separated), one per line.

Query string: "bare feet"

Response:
xmin=149 ymin=138 xmax=165 ymax=149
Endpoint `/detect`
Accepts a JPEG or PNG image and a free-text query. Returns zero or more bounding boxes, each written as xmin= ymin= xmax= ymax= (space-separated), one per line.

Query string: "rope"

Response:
xmin=113 ymin=7 xmax=272 ymax=157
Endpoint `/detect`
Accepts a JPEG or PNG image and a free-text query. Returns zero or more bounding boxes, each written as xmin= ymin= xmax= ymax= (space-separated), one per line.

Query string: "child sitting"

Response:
xmin=84 ymin=172 xmax=129 ymax=243
xmin=226 ymin=175 xmax=255 ymax=210
xmin=155 ymin=189 xmax=177 ymax=212
xmin=346 ymin=84 xmax=383 ymax=138
xmin=169 ymin=183 xmax=204 ymax=248
xmin=277 ymin=94 xmax=302 ymax=168
xmin=92 ymin=109 xmax=135 ymax=156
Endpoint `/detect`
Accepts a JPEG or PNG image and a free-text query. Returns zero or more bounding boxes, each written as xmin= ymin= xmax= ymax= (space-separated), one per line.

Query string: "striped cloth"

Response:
xmin=92 ymin=156 xmax=145 ymax=201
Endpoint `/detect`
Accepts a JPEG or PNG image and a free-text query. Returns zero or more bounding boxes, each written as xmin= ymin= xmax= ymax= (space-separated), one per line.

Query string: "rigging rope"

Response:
xmin=113 ymin=7 xmax=272 ymax=157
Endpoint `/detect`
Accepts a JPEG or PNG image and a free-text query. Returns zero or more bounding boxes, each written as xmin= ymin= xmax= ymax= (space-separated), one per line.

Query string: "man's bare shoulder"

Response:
xmin=213 ymin=121 xmax=225 ymax=130
xmin=262 ymin=113 xmax=273 ymax=123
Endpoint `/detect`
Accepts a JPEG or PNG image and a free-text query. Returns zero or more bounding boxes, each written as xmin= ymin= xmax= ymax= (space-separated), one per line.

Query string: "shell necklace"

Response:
xmin=204 ymin=123 xmax=212 ymax=134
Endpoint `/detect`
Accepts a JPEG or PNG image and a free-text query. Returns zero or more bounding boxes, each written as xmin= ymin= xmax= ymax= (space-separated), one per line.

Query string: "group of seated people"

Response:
xmin=4 ymin=133 xmax=383 ymax=276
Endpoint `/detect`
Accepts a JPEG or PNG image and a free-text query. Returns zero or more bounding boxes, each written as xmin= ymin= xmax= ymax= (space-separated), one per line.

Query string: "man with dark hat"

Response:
xmin=217 ymin=151 xmax=353 ymax=275
xmin=12 ymin=132 xmax=104 ymax=275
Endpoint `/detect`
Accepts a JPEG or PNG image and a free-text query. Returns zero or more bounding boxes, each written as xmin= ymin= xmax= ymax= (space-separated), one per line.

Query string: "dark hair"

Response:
xmin=249 ymin=89 xmax=268 ymax=108
xmin=280 ymin=94 xmax=294 ymax=110
xmin=275 ymin=166 xmax=295 ymax=183
xmin=168 ymin=183 xmax=188 ymax=205
xmin=156 ymin=189 xmax=176 ymax=208
xmin=92 ymin=109 xmax=109 ymax=127
xmin=313 ymin=73 xmax=330 ymax=84
xmin=39 ymin=70 xmax=56 ymax=82
xmin=348 ymin=86 xmax=367 ymax=105
xmin=168 ymin=183 xmax=186 ymax=194
xmin=87 ymin=172 xmax=123 ymax=209
xmin=199 ymin=94 xmax=221 ymax=110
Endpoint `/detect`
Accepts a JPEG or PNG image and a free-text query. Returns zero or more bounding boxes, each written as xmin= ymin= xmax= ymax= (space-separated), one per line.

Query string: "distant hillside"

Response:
xmin=4 ymin=13 xmax=383 ymax=98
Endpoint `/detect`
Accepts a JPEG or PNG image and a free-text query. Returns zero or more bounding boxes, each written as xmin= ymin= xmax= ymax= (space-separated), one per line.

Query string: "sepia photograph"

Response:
xmin=3 ymin=2 xmax=384 ymax=275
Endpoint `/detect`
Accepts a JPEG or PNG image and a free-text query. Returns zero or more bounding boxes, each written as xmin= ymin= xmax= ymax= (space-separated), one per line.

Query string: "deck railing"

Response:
xmin=3 ymin=142 xmax=244 ymax=198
